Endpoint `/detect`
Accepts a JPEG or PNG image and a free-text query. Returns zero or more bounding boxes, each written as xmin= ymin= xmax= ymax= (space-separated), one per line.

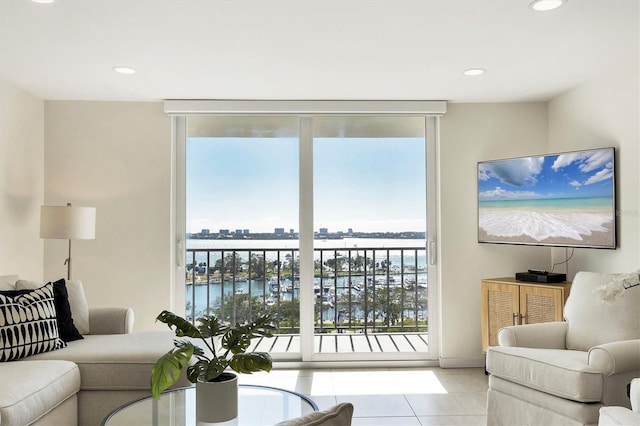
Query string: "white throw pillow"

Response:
xmin=564 ymin=271 xmax=640 ymax=351
xmin=0 ymin=275 xmax=19 ymax=291
xmin=16 ymin=278 xmax=91 ymax=335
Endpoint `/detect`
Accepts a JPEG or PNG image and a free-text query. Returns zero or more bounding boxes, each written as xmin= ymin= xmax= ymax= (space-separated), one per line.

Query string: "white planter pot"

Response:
xmin=196 ymin=372 xmax=238 ymax=423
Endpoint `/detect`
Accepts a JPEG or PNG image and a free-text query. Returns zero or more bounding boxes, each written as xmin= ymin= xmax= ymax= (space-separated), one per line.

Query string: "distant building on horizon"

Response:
xmin=219 ymin=229 xmax=229 ymax=235
xmin=274 ymin=228 xmax=285 ymax=235
xmin=201 ymin=229 xmax=210 ymax=235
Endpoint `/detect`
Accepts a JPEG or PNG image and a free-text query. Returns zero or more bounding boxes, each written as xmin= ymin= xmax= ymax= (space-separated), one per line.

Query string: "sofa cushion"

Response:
xmin=486 ymin=346 xmax=604 ymax=402
xmin=17 ymin=278 xmax=90 ymax=335
xmin=0 ymin=283 xmax=67 ymax=361
xmin=27 ymin=331 xmax=189 ymax=390
xmin=565 ymin=271 xmax=640 ymax=351
xmin=488 ymin=375 xmax=602 ymax=425
xmin=0 ymin=360 xmax=80 ymax=426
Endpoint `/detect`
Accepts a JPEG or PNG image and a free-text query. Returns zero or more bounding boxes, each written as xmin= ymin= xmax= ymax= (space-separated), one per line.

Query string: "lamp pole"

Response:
xmin=64 ymin=202 xmax=72 ymax=280
xmin=65 ymin=239 xmax=72 ymax=280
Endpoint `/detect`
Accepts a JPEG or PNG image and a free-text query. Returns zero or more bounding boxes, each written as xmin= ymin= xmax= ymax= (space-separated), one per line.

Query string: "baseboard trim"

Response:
xmin=273 ymin=359 xmax=441 ymax=370
xmin=439 ymin=357 xmax=486 ymax=368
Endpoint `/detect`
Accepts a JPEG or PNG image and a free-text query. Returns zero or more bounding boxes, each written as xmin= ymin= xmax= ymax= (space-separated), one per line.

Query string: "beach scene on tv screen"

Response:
xmin=478 ymin=148 xmax=615 ymax=248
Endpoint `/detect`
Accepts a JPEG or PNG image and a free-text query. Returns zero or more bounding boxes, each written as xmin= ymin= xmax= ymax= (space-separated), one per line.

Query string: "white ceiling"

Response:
xmin=0 ymin=0 xmax=637 ymax=102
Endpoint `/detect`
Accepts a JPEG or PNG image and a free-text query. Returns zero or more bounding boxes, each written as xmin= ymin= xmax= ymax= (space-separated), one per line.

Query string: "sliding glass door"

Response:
xmin=311 ymin=116 xmax=429 ymax=360
xmin=183 ymin=116 xmax=302 ymax=361
xmin=173 ymin=104 xmax=439 ymax=363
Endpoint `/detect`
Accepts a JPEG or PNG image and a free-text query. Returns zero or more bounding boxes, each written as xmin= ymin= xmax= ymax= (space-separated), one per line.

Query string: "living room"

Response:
xmin=0 ymin=1 xmax=638 ymax=425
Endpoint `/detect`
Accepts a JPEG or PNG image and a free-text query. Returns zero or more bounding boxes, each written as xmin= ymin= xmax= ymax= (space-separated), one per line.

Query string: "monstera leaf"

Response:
xmin=156 ymin=310 xmax=201 ymax=338
xmin=228 ymin=352 xmax=273 ymax=374
xmin=197 ymin=315 xmax=227 ymax=338
xmin=151 ymin=344 xmax=195 ymax=399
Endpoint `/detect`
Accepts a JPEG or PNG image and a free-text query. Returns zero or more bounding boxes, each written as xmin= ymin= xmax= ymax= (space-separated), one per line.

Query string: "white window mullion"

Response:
xmin=298 ymin=116 xmax=314 ymax=361
xmin=172 ymin=116 xmax=187 ymax=316
xmin=425 ymin=115 xmax=440 ymax=360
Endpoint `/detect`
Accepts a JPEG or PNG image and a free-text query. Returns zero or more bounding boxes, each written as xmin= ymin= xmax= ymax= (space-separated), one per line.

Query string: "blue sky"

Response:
xmin=186 ymin=137 xmax=426 ymax=233
xmin=478 ymin=148 xmax=614 ymax=201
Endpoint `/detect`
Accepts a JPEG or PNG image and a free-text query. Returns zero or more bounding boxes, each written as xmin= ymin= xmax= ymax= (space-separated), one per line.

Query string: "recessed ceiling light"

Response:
xmin=113 ymin=66 xmax=136 ymax=75
xmin=32 ymin=0 xmax=55 ymax=3
xmin=529 ymin=0 xmax=566 ymax=12
xmin=463 ymin=68 xmax=486 ymax=76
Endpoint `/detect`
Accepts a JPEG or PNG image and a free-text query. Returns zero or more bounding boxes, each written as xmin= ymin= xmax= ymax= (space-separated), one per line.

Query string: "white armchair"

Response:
xmin=599 ymin=378 xmax=640 ymax=425
xmin=486 ymin=271 xmax=640 ymax=426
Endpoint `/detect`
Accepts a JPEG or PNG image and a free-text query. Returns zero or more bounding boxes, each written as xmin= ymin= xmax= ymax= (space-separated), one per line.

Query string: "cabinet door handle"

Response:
xmin=512 ymin=313 xmax=517 ymax=325
xmin=520 ymin=313 xmax=525 ymax=324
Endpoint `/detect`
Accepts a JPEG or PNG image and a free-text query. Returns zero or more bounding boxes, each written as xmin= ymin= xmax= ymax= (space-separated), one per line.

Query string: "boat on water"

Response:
xmin=321 ymin=295 xmax=334 ymax=307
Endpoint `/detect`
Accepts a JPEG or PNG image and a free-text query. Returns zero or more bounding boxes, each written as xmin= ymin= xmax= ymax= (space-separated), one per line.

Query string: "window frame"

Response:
xmin=169 ymin=100 xmax=444 ymax=363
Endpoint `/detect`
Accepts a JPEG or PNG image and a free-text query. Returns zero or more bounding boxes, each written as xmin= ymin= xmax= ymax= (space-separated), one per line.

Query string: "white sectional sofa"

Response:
xmin=0 ymin=275 xmax=190 ymax=426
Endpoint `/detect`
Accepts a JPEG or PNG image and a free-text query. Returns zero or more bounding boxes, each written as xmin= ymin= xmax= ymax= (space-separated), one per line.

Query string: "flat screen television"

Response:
xmin=478 ymin=147 xmax=616 ymax=249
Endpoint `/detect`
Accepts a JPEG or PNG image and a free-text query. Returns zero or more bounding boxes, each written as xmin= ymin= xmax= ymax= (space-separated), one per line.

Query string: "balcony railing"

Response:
xmin=185 ymin=246 xmax=428 ymax=337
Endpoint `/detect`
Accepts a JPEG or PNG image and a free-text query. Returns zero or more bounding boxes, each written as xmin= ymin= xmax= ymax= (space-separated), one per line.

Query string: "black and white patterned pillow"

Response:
xmin=0 ymin=283 xmax=67 ymax=361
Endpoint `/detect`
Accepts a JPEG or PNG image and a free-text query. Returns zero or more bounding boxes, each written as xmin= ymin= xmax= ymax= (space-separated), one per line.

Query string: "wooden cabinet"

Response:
xmin=481 ymin=277 xmax=571 ymax=352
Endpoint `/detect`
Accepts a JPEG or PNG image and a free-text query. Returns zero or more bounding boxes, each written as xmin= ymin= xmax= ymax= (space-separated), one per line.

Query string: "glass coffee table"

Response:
xmin=102 ymin=385 xmax=318 ymax=425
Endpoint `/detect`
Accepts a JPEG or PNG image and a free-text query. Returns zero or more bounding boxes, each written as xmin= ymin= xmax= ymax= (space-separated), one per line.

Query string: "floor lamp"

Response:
xmin=40 ymin=203 xmax=96 ymax=280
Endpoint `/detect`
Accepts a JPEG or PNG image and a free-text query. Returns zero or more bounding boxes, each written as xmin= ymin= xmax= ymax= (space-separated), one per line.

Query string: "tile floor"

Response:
xmin=238 ymin=367 xmax=488 ymax=426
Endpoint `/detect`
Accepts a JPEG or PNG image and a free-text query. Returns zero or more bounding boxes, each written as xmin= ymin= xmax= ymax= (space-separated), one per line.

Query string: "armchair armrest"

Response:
xmin=588 ymin=339 xmax=640 ymax=375
xmin=498 ymin=321 xmax=568 ymax=348
xmin=88 ymin=307 xmax=134 ymax=334
xmin=631 ymin=378 xmax=640 ymax=413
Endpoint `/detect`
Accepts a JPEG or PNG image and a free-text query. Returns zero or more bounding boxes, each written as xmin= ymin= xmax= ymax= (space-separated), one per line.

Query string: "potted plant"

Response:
xmin=150 ymin=310 xmax=275 ymax=422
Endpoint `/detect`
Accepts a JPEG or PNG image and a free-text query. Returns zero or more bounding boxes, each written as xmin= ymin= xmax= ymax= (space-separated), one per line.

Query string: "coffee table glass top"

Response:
xmin=102 ymin=385 xmax=318 ymax=425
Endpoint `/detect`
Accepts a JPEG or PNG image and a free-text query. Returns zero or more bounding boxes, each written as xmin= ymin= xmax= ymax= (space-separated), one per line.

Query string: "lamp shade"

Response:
xmin=40 ymin=205 xmax=96 ymax=240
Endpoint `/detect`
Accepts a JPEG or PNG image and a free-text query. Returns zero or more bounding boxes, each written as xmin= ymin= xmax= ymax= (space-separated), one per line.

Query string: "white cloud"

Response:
xmin=478 ymin=165 xmax=490 ymax=181
xmin=580 ymin=153 xmax=613 ymax=173
xmin=569 ymin=180 xmax=582 ymax=188
xmin=479 ymin=186 xmax=539 ymax=201
xmin=552 ymin=153 xmax=582 ymax=170
xmin=552 ymin=149 xmax=613 ymax=173
xmin=584 ymin=168 xmax=613 ymax=185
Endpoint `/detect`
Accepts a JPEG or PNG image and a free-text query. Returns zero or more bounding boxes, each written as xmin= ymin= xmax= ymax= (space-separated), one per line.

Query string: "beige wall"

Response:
xmin=548 ymin=67 xmax=640 ymax=273
xmin=0 ymin=81 xmax=44 ymax=278
xmin=44 ymin=101 xmax=173 ymax=331
xmin=20 ymin=74 xmax=639 ymax=361
xmin=438 ymin=102 xmax=551 ymax=366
